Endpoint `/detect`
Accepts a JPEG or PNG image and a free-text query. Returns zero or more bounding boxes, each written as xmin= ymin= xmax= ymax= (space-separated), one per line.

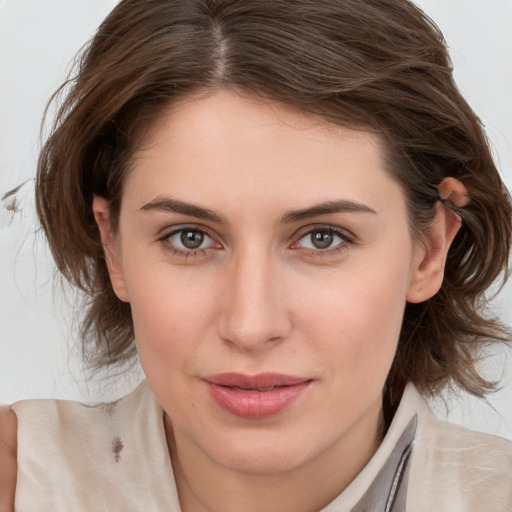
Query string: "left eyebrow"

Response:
xmin=280 ymin=200 xmax=377 ymax=223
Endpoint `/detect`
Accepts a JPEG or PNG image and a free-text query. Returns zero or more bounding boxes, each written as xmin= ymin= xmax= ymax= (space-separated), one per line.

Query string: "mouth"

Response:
xmin=203 ymin=373 xmax=313 ymax=418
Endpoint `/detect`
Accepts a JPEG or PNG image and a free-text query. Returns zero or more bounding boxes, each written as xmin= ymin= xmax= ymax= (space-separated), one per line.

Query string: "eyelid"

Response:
xmin=157 ymin=224 xmax=223 ymax=254
xmin=157 ymin=222 xmax=218 ymax=240
xmin=291 ymin=223 xmax=355 ymax=242
xmin=289 ymin=224 xmax=356 ymax=251
xmin=156 ymin=222 xmax=355 ymax=258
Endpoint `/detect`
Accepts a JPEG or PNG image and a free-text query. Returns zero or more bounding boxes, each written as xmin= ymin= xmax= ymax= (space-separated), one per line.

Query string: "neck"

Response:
xmin=165 ymin=403 xmax=382 ymax=512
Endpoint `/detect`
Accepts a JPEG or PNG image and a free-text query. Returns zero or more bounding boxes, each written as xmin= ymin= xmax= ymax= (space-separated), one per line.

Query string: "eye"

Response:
xmin=176 ymin=229 xmax=207 ymax=249
xmin=160 ymin=227 xmax=220 ymax=255
xmin=291 ymin=226 xmax=354 ymax=253
xmin=301 ymin=229 xmax=340 ymax=249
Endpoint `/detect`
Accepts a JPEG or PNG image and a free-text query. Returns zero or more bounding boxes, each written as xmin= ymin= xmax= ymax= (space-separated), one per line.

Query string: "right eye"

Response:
xmin=159 ymin=227 xmax=221 ymax=256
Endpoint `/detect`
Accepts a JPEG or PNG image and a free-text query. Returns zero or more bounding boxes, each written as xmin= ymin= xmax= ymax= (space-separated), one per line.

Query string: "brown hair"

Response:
xmin=36 ymin=0 xmax=511 ymax=408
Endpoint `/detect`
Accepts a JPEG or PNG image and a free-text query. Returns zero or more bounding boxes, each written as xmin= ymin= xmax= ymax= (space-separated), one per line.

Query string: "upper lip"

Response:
xmin=203 ymin=372 xmax=311 ymax=390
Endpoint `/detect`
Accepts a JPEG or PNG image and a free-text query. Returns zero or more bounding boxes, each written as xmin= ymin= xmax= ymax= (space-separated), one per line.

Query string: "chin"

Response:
xmin=203 ymin=429 xmax=318 ymax=474
xmin=215 ymin=449 xmax=308 ymax=474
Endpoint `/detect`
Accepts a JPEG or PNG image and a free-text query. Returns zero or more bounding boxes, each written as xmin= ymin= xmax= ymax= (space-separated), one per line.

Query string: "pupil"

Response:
xmin=181 ymin=230 xmax=204 ymax=249
xmin=312 ymin=230 xmax=333 ymax=249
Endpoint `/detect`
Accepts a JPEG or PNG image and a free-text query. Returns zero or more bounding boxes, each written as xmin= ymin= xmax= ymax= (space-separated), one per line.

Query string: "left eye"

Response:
xmin=166 ymin=228 xmax=214 ymax=251
xmin=297 ymin=228 xmax=345 ymax=250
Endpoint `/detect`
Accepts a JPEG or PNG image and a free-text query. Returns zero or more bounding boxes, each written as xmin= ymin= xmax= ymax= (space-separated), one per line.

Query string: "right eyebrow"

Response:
xmin=139 ymin=198 xmax=227 ymax=224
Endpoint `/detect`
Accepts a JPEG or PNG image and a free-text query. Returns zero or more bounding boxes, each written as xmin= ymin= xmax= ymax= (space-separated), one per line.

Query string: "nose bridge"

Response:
xmin=218 ymin=245 xmax=290 ymax=350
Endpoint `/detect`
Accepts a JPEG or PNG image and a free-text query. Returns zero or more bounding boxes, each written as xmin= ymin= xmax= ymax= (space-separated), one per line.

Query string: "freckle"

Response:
xmin=112 ymin=436 xmax=124 ymax=462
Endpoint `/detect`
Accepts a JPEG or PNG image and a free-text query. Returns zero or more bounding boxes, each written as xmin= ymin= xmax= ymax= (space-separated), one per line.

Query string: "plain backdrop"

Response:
xmin=1 ymin=0 xmax=511 ymax=440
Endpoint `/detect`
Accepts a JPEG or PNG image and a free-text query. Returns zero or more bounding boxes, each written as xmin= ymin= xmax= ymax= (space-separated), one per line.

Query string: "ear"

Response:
xmin=407 ymin=202 xmax=462 ymax=303
xmin=92 ymin=196 xmax=130 ymax=303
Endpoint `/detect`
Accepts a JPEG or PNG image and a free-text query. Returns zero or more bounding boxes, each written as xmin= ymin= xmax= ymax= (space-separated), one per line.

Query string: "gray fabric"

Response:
xmin=351 ymin=416 xmax=417 ymax=512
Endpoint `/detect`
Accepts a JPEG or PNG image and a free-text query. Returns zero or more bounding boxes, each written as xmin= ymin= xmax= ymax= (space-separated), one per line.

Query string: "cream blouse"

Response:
xmin=12 ymin=381 xmax=512 ymax=511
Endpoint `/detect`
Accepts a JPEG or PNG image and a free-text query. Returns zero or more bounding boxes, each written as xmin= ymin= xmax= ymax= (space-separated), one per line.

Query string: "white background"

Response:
xmin=1 ymin=0 xmax=511 ymax=439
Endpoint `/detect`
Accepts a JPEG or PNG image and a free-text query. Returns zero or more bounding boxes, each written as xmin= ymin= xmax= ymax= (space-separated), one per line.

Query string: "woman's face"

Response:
xmin=99 ymin=91 xmax=432 ymax=475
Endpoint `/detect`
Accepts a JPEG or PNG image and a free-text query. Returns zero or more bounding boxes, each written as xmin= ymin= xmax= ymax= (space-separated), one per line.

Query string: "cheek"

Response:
xmin=298 ymin=256 xmax=409 ymax=388
xmin=124 ymin=260 xmax=220 ymax=375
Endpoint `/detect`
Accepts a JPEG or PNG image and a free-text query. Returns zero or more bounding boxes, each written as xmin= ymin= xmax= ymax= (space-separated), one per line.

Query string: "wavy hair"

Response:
xmin=36 ymin=0 xmax=511 ymax=413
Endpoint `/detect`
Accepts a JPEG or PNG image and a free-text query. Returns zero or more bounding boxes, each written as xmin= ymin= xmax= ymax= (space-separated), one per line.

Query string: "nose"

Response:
xmin=217 ymin=250 xmax=292 ymax=351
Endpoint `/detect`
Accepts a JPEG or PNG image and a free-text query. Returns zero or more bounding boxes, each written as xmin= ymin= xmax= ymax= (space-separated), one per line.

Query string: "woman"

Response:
xmin=1 ymin=0 xmax=511 ymax=510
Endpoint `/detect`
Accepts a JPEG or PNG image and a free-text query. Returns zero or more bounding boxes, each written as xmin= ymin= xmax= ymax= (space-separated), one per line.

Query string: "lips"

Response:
xmin=203 ymin=373 xmax=312 ymax=418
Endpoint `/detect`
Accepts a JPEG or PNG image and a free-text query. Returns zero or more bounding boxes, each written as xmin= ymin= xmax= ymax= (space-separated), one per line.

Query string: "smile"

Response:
xmin=203 ymin=373 xmax=313 ymax=418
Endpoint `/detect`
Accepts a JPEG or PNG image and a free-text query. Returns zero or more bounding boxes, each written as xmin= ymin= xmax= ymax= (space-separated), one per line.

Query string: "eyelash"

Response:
xmin=158 ymin=226 xmax=220 ymax=258
xmin=290 ymin=225 xmax=355 ymax=257
xmin=157 ymin=224 xmax=355 ymax=259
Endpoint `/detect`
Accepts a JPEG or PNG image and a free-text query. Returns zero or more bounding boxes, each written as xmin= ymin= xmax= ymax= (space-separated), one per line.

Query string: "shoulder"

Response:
xmin=407 ymin=387 xmax=512 ymax=511
xmin=12 ymin=379 xmax=150 ymax=423
xmin=12 ymin=381 xmax=179 ymax=510
xmin=0 ymin=406 xmax=18 ymax=512
xmin=416 ymin=392 xmax=512 ymax=470
xmin=13 ymin=381 xmax=157 ymax=476
xmin=11 ymin=380 xmax=153 ymax=449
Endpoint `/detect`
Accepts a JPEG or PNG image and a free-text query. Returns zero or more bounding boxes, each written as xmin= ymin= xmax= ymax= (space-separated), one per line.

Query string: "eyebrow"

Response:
xmin=140 ymin=198 xmax=227 ymax=224
xmin=140 ymin=197 xmax=377 ymax=224
xmin=280 ymin=200 xmax=377 ymax=223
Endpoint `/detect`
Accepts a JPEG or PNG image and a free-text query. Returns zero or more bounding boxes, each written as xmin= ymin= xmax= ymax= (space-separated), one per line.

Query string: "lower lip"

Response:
xmin=205 ymin=381 xmax=312 ymax=419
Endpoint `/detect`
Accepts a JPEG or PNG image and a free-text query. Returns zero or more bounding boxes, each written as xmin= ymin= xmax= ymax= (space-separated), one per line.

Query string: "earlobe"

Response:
xmin=407 ymin=202 xmax=462 ymax=304
xmin=92 ymin=196 xmax=130 ymax=303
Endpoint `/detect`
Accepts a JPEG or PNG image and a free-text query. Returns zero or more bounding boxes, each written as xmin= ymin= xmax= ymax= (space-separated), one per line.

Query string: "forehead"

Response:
xmin=124 ymin=90 xmax=406 ymax=220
